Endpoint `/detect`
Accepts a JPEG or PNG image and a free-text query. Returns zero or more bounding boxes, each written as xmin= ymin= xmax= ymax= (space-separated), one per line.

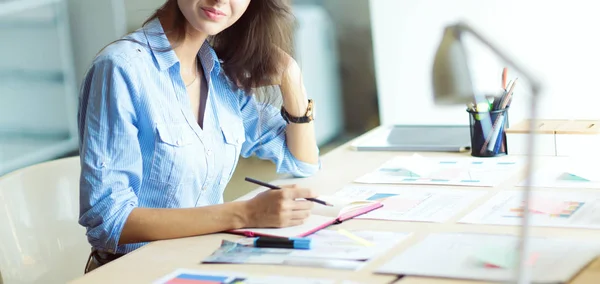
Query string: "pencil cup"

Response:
xmin=467 ymin=108 xmax=509 ymax=157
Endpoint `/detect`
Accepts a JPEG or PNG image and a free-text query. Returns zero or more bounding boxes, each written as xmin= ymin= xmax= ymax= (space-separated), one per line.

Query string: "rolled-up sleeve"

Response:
xmin=238 ymin=92 xmax=321 ymax=178
xmin=77 ymin=55 xmax=142 ymax=252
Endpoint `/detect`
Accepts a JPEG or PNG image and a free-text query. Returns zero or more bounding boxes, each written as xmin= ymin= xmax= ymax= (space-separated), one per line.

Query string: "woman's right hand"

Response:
xmin=243 ymin=185 xmax=316 ymax=228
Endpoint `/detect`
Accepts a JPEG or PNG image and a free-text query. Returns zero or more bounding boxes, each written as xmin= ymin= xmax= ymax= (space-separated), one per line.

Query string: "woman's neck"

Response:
xmin=159 ymin=15 xmax=208 ymax=75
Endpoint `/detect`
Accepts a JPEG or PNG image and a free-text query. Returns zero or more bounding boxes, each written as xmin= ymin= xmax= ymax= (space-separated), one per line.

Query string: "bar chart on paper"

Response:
xmin=459 ymin=191 xmax=600 ymax=229
xmin=154 ymin=269 xmax=335 ymax=284
xmin=517 ymin=159 xmax=600 ymax=189
xmin=354 ymin=154 xmax=522 ymax=187
xmin=332 ymin=186 xmax=487 ymax=223
xmin=374 ymin=233 xmax=600 ymax=283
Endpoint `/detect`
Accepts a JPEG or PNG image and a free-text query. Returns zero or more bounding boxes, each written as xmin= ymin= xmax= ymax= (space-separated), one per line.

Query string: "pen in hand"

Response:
xmin=244 ymin=177 xmax=333 ymax=207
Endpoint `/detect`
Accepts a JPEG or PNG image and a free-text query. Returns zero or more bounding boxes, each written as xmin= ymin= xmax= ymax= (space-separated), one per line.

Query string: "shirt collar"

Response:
xmin=143 ymin=18 xmax=221 ymax=74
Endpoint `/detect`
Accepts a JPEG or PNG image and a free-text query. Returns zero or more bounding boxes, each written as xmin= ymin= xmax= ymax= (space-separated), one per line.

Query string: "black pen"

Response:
xmin=244 ymin=177 xmax=333 ymax=206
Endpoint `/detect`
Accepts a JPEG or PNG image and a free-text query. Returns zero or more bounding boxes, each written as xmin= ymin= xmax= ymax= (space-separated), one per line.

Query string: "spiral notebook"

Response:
xmin=229 ymin=196 xmax=383 ymax=238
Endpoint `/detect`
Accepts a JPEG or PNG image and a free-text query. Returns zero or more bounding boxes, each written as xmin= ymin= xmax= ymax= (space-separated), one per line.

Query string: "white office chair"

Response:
xmin=0 ymin=156 xmax=88 ymax=284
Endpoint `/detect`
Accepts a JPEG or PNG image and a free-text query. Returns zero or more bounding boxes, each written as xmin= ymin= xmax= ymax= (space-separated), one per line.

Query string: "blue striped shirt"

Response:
xmin=77 ymin=18 xmax=320 ymax=254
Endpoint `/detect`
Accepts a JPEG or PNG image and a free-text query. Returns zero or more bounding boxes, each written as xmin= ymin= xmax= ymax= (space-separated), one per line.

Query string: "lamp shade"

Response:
xmin=432 ymin=26 xmax=475 ymax=105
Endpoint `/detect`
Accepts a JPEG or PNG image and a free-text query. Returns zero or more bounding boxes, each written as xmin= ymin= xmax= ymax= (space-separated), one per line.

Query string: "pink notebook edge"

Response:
xmin=227 ymin=202 xmax=384 ymax=238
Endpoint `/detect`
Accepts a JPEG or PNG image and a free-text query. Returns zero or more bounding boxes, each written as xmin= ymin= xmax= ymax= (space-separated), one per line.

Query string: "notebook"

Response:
xmin=229 ymin=196 xmax=383 ymax=238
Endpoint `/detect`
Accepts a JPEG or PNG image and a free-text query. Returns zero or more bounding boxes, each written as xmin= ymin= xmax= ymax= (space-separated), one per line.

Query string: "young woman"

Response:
xmin=79 ymin=0 xmax=320 ymax=271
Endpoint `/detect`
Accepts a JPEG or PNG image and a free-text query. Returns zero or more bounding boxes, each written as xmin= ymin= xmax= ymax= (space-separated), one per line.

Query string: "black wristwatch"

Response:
xmin=281 ymin=99 xmax=314 ymax=124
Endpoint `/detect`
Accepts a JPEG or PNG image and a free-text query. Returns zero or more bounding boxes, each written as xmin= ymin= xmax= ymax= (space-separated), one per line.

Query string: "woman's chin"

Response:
xmin=191 ymin=21 xmax=227 ymax=37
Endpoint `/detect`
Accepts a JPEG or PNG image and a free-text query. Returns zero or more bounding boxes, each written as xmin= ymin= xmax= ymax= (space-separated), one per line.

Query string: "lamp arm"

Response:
xmin=452 ymin=22 xmax=542 ymax=94
xmin=454 ymin=21 xmax=541 ymax=284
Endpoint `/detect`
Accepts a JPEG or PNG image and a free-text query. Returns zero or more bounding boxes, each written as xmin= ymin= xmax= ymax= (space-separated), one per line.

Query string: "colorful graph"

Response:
xmin=367 ymin=193 xmax=398 ymax=201
xmin=164 ymin=273 xmax=245 ymax=284
xmin=377 ymin=164 xmax=482 ymax=183
xmin=366 ymin=193 xmax=423 ymax=213
xmin=504 ymin=201 xmax=584 ymax=218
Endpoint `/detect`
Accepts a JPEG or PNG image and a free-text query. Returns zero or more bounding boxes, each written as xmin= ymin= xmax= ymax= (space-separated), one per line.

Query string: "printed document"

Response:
xmin=355 ymin=154 xmax=522 ymax=187
xmin=375 ymin=233 xmax=600 ymax=283
xmin=333 ymin=185 xmax=486 ymax=222
xmin=460 ymin=190 xmax=600 ymax=229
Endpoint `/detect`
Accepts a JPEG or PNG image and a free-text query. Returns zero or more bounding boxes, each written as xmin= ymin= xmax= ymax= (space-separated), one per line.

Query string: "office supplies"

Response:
xmin=228 ymin=195 xmax=383 ymax=238
xmin=350 ymin=125 xmax=471 ymax=152
xmin=374 ymin=233 xmax=600 ymax=283
xmin=459 ymin=190 xmax=600 ymax=230
xmin=332 ymin=185 xmax=486 ymax=223
xmin=204 ymin=240 xmax=365 ymax=270
xmin=244 ymin=177 xmax=332 ymax=206
xmin=502 ymin=67 xmax=507 ymax=89
xmin=490 ymin=91 xmax=505 ymax=111
xmin=203 ymin=230 xmax=410 ymax=270
xmin=468 ymin=108 xmax=508 ymax=157
xmin=481 ymin=78 xmax=518 ymax=154
xmin=254 ymin=237 xmax=311 ymax=249
xmin=354 ymin=154 xmax=522 ymax=187
xmin=154 ymin=269 xmax=335 ymax=284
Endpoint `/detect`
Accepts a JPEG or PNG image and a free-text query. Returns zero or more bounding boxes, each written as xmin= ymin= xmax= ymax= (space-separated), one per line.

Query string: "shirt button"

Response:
xmin=206 ymin=149 xmax=212 ymax=155
xmin=176 ymin=140 xmax=181 ymax=146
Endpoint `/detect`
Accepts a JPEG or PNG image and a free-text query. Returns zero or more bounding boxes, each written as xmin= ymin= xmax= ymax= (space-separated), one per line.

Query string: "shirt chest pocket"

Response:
xmin=220 ymin=123 xmax=246 ymax=183
xmin=150 ymin=123 xmax=198 ymax=186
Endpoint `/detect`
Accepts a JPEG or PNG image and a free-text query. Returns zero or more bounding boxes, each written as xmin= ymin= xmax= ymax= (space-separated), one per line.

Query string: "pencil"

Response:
xmin=244 ymin=177 xmax=333 ymax=207
xmin=480 ymin=78 xmax=519 ymax=154
xmin=502 ymin=67 xmax=507 ymax=89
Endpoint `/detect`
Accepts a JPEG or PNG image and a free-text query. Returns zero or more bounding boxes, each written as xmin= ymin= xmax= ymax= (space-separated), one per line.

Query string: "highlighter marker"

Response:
xmin=253 ymin=237 xmax=312 ymax=250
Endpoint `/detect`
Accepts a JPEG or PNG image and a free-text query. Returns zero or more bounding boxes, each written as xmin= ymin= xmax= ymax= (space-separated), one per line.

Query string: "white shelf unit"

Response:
xmin=0 ymin=0 xmax=78 ymax=176
xmin=292 ymin=4 xmax=343 ymax=146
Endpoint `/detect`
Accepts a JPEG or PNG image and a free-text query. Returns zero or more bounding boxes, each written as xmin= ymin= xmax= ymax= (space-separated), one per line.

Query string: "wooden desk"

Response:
xmin=69 ymin=128 xmax=600 ymax=284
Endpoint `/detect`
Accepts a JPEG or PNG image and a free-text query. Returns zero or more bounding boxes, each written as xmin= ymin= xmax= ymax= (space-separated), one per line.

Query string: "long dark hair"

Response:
xmin=146 ymin=0 xmax=295 ymax=94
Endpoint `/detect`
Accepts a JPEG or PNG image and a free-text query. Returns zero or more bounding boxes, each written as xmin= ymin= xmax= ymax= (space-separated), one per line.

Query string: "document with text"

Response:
xmin=459 ymin=190 xmax=600 ymax=229
xmin=518 ymin=159 xmax=600 ymax=189
xmin=355 ymin=154 xmax=522 ymax=187
xmin=333 ymin=185 xmax=487 ymax=223
xmin=376 ymin=233 xmax=600 ymax=283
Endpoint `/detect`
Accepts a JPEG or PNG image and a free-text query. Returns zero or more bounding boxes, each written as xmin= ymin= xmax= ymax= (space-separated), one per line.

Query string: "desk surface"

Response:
xmin=70 ymin=127 xmax=600 ymax=284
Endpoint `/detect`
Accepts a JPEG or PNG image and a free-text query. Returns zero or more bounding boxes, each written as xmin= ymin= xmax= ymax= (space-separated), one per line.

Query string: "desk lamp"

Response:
xmin=432 ymin=22 xmax=542 ymax=284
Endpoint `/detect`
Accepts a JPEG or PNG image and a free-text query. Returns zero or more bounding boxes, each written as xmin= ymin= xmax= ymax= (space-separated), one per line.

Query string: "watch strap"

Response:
xmin=281 ymin=99 xmax=314 ymax=124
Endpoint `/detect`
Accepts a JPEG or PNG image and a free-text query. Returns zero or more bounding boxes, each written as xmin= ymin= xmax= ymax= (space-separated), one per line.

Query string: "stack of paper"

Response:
xmin=355 ymin=154 xmax=522 ymax=187
xmin=375 ymin=233 xmax=600 ymax=283
xmin=202 ymin=230 xmax=411 ymax=271
xmin=154 ymin=269 xmax=336 ymax=284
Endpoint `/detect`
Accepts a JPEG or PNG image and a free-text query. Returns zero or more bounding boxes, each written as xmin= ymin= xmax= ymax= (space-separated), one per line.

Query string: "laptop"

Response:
xmin=351 ymin=125 xmax=471 ymax=152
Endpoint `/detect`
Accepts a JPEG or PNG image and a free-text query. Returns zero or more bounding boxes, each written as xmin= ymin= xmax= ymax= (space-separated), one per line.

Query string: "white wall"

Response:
xmin=370 ymin=0 xmax=600 ymax=126
xmin=68 ymin=0 xmax=127 ymax=83
xmin=124 ymin=0 xmax=164 ymax=31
